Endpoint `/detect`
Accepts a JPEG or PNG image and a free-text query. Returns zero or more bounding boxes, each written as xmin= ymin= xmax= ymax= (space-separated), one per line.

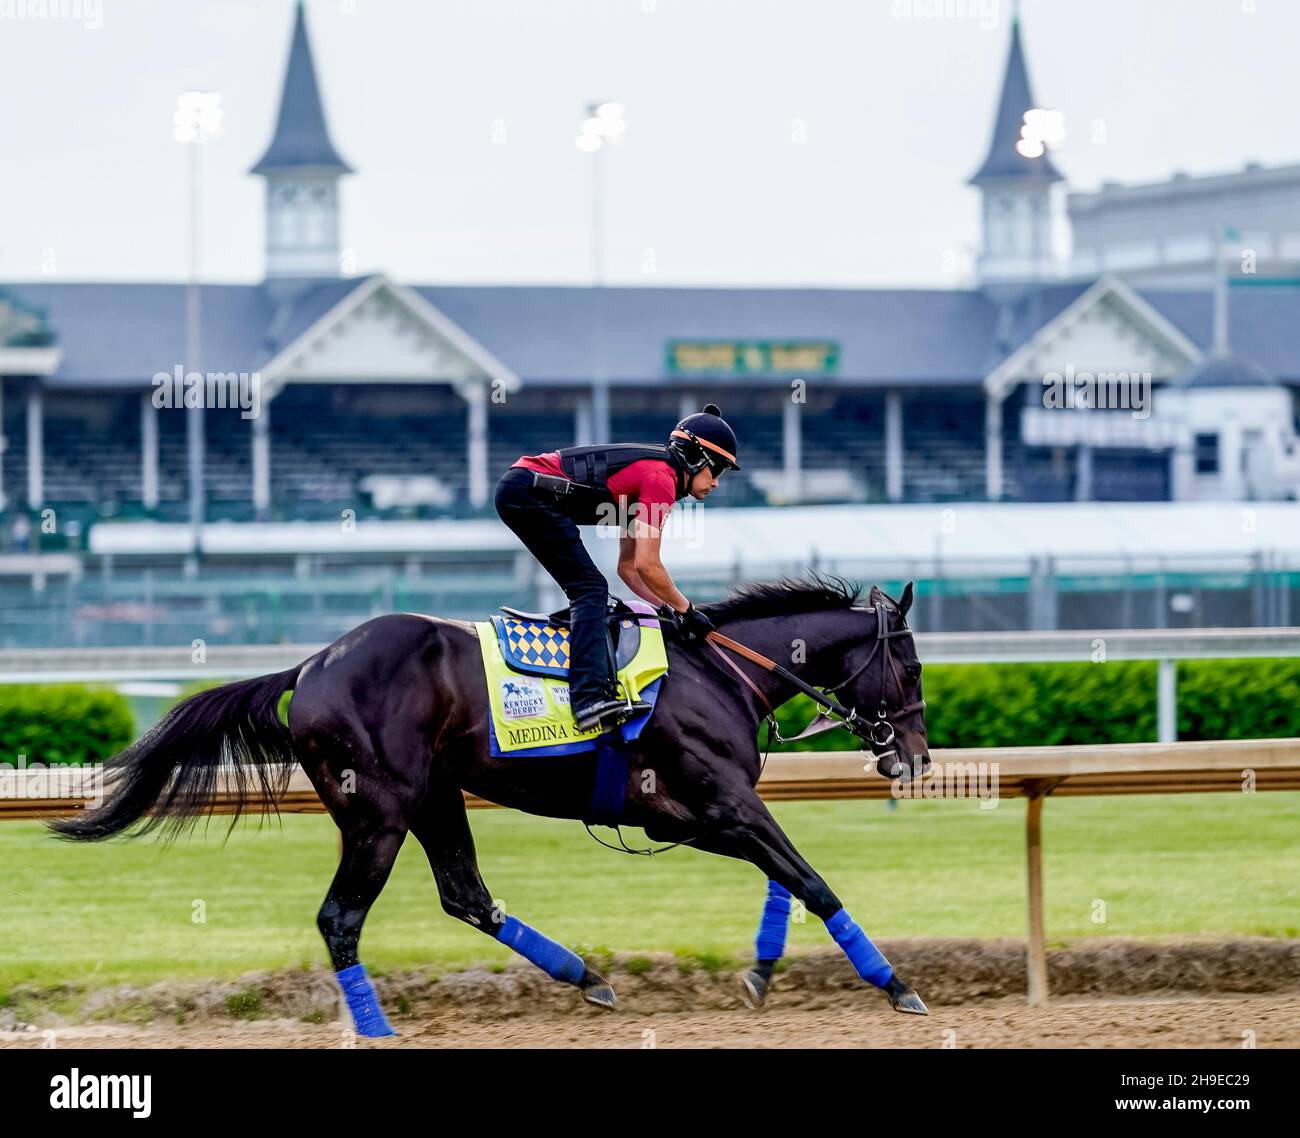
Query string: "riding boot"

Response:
xmin=572 ymin=618 xmax=651 ymax=733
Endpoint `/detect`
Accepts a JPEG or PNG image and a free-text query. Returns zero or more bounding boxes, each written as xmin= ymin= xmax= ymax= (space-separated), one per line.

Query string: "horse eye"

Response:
xmin=904 ymin=664 xmax=922 ymax=681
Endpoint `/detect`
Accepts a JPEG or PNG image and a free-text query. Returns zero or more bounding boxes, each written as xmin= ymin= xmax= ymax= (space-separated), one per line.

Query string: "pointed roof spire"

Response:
xmin=251 ymin=2 xmax=352 ymax=175
xmin=969 ymin=14 xmax=1062 ymax=185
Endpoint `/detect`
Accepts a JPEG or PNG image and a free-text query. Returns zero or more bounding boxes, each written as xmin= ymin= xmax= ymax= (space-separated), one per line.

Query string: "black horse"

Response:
xmin=50 ymin=575 xmax=932 ymax=1035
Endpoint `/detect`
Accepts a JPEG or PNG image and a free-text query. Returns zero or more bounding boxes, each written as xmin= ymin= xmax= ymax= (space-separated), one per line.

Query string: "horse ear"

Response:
xmin=869 ymin=584 xmax=895 ymax=612
xmin=899 ymin=581 xmax=914 ymax=616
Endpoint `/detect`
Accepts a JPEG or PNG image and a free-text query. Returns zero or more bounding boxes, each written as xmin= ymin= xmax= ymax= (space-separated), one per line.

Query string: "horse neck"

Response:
xmin=718 ymin=606 xmax=875 ymax=711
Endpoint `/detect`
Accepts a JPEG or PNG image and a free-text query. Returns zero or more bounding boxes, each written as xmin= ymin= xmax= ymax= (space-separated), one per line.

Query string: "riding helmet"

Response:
xmin=668 ymin=403 xmax=741 ymax=474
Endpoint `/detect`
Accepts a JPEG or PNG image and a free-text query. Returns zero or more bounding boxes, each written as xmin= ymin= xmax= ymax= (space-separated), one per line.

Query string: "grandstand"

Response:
xmin=2 ymin=6 xmax=1299 ymax=646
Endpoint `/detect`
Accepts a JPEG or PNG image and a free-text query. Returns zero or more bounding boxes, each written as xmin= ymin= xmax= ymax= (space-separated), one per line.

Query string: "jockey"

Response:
xmin=495 ymin=403 xmax=741 ymax=734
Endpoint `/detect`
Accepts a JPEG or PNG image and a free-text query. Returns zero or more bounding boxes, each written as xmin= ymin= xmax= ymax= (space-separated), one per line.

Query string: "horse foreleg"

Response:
xmin=694 ymin=794 xmax=929 ymax=1016
xmin=410 ymin=783 xmax=617 ymax=1010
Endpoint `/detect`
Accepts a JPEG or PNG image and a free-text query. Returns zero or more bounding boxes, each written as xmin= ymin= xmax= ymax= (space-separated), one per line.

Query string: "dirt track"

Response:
xmin=3 ymin=993 xmax=1298 ymax=1049
xmin=4 ymin=939 xmax=1298 ymax=1048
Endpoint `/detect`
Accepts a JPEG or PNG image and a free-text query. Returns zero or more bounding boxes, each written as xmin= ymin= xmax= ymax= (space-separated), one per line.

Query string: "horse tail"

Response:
xmin=48 ymin=665 xmax=304 ymax=842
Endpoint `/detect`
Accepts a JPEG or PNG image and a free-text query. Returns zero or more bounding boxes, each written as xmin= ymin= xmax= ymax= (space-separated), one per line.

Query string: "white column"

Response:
xmin=1075 ymin=444 xmax=1093 ymax=502
xmin=985 ymin=389 xmax=1004 ymax=501
xmin=590 ymin=379 xmax=610 ymax=443
xmin=252 ymin=401 xmax=271 ymax=516
xmin=465 ymin=382 xmax=488 ymax=508
xmin=783 ymin=395 xmax=802 ymax=502
xmin=574 ymin=394 xmax=593 ymax=446
xmin=1157 ymin=658 xmax=1177 ymax=743
xmin=1219 ymin=422 xmax=1242 ymax=500
xmin=27 ymin=383 xmax=43 ymax=509
xmin=678 ymin=391 xmax=694 ymax=420
xmin=140 ymin=393 xmax=159 ymax=510
xmin=885 ymin=389 xmax=904 ymax=502
xmin=1171 ymin=433 xmax=1194 ymax=501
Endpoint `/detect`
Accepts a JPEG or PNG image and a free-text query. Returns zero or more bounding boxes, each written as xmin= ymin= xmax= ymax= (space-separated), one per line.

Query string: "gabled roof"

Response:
xmin=969 ymin=17 xmax=1064 ymax=186
xmin=1177 ymin=353 xmax=1277 ymax=388
xmin=418 ymin=285 xmax=1002 ymax=384
xmin=5 ymin=279 xmax=1299 ymax=389
xmin=250 ymin=2 xmax=351 ymax=176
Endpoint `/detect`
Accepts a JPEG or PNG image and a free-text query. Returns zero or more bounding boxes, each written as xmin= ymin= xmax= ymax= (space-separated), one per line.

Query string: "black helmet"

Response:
xmin=668 ymin=403 xmax=741 ymax=475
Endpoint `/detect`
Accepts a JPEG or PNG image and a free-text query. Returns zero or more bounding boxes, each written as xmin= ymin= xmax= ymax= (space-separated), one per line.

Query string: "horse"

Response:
xmin=50 ymin=575 xmax=932 ymax=1036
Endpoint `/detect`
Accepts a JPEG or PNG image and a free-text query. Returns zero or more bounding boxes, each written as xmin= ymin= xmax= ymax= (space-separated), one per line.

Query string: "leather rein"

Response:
xmin=702 ymin=605 xmax=925 ymax=759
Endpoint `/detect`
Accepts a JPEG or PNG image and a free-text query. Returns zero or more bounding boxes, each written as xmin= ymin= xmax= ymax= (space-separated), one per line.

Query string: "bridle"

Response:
xmin=819 ymin=604 xmax=927 ymax=757
xmin=703 ymin=602 xmax=926 ymax=761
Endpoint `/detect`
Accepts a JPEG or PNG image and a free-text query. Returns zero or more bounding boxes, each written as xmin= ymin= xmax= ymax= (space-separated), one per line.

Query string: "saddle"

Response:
xmin=492 ymin=597 xmax=646 ymax=677
xmin=474 ymin=596 xmax=668 ymax=761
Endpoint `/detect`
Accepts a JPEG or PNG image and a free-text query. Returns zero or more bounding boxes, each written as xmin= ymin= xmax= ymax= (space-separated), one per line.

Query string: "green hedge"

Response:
xmin=773 ymin=658 xmax=1300 ymax=750
xmin=0 ymin=685 xmax=135 ymax=767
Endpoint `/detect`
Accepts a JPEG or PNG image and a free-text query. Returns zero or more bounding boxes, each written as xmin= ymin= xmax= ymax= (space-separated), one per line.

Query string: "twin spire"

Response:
xmin=969 ymin=15 xmax=1062 ymax=187
xmin=251 ymin=2 xmax=351 ymax=280
xmin=250 ymin=5 xmax=1055 ymax=287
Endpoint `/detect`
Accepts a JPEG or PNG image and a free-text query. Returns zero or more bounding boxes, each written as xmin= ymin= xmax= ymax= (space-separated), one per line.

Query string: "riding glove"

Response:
xmin=678 ymin=604 xmax=717 ymax=642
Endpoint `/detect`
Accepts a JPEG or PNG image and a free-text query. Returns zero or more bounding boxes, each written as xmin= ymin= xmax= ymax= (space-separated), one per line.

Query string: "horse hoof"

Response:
xmin=580 ymin=971 xmax=618 ymax=1010
xmin=739 ymin=971 xmax=769 ymax=1010
xmin=886 ymin=975 xmax=929 ymax=1016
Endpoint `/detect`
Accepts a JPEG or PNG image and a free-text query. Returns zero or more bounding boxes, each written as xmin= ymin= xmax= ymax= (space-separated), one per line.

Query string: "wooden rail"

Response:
xmin=5 ymin=737 xmax=1297 ymax=1004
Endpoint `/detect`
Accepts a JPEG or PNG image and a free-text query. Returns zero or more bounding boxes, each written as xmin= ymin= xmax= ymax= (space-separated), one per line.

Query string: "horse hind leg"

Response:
xmin=296 ymin=718 xmax=412 ymax=1038
xmin=410 ymin=782 xmax=617 ymax=1010
xmin=318 ymin=820 xmax=407 ymax=1037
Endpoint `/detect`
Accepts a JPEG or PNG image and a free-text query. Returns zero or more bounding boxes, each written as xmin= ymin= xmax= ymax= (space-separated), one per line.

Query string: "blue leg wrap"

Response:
xmin=755 ymin=880 xmax=793 ymax=961
xmin=825 ymin=908 xmax=894 ymax=988
xmin=336 ymin=963 xmax=396 ymax=1037
xmin=497 ymin=916 xmax=586 ymax=984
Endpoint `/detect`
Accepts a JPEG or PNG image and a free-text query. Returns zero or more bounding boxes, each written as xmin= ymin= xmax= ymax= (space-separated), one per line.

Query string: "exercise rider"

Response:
xmin=494 ymin=403 xmax=741 ymax=733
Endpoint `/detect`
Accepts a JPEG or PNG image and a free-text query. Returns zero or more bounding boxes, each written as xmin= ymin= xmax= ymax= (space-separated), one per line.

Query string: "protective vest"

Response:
xmin=550 ymin=443 xmax=686 ymax=524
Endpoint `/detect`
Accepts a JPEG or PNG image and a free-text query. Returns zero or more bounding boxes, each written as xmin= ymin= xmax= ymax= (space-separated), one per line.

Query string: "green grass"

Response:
xmin=2 ymin=792 xmax=1297 ymax=996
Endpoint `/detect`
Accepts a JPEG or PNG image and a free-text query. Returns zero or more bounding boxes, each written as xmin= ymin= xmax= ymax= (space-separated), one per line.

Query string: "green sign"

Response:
xmin=666 ymin=340 xmax=839 ymax=376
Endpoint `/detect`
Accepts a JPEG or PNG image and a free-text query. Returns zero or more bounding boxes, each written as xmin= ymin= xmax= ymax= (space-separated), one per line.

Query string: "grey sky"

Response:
xmin=1 ymin=0 xmax=1296 ymax=288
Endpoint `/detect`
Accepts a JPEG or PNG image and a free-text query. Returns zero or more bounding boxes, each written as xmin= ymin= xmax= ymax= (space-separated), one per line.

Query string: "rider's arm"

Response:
xmin=627 ymin=519 xmax=690 ymax=612
xmin=617 ymin=532 xmax=663 ymax=606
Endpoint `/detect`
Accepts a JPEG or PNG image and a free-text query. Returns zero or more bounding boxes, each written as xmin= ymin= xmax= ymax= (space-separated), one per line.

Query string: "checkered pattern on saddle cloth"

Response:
xmin=493 ymin=616 xmax=571 ymax=677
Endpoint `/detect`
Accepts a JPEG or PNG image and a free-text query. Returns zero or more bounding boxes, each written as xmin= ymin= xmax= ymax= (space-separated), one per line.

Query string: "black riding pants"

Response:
xmin=494 ymin=467 xmax=617 ymax=708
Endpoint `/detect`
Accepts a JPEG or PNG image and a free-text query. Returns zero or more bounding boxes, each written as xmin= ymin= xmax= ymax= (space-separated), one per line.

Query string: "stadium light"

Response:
xmin=576 ymin=100 xmax=626 ymax=444
xmin=575 ymin=100 xmax=625 ymax=152
xmin=1016 ymin=107 xmax=1064 ymax=159
xmin=173 ymin=91 xmax=223 ymax=541
xmin=173 ymin=91 xmax=224 ymax=144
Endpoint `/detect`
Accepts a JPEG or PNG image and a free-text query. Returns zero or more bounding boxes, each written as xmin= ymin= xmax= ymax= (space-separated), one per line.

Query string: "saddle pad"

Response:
xmin=475 ymin=605 xmax=668 ymax=757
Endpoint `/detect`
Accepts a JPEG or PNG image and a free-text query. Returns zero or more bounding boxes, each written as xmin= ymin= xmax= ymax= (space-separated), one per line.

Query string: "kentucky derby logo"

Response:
xmin=501 ymin=677 xmax=546 ymax=720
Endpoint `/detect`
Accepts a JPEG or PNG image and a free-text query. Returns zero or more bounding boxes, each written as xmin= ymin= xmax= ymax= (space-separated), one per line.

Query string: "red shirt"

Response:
xmin=513 ymin=451 xmax=678 ymax=531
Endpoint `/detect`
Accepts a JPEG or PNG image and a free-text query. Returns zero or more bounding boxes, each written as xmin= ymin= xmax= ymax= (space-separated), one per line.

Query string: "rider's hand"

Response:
xmin=678 ymin=604 xmax=716 ymax=642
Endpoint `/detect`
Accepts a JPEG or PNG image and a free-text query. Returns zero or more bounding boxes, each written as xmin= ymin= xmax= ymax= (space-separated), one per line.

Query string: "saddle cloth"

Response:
xmin=475 ymin=597 xmax=668 ymax=757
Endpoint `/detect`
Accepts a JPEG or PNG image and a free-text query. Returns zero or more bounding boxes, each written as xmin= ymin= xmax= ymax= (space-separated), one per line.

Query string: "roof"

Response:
xmin=969 ymin=18 xmax=1064 ymax=186
xmin=250 ymin=2 xmax=352 ymax=176
xmin=4 ymin=278 xmax=1299 ymax=389
xmin=418 ymin=285 xmax=1002 ymax=384
xmin=1176 ymin=352 xmax=1277 ymax=389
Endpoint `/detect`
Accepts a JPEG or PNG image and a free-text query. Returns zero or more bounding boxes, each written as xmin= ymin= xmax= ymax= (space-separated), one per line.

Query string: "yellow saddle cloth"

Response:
xmin=475 ymin=613 xmax=668 ymax=756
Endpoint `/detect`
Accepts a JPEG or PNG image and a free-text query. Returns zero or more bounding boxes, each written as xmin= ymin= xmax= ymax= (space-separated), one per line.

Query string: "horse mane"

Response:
xmin=699 ymin=573 xmax=863 ymax=625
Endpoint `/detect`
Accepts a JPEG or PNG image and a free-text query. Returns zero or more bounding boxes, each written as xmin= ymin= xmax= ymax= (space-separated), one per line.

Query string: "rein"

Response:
xmin=702 ymin=607 xmax=925 ymax=755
